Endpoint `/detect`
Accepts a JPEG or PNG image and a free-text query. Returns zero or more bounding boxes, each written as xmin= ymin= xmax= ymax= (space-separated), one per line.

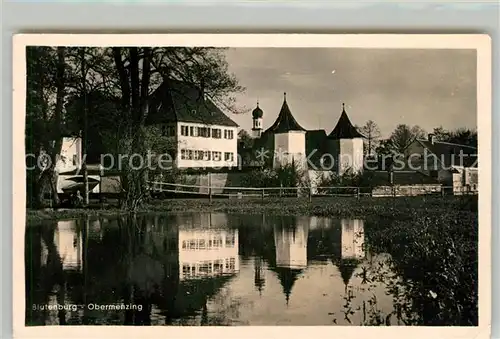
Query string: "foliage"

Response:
xmin=240 ymin=162 xmax=309 ymax=190
xmin=432 ymin=126 xmax=477 ymax=148
xmin=316 ymin=169 xmax=376 ymax=195
xmin=365 ymin=209 xmax=478 ymax=325
xmin=376 ymin=124 xmax=426 ymax=156
xmin=359 ymin=120 xmax=381 ymax=155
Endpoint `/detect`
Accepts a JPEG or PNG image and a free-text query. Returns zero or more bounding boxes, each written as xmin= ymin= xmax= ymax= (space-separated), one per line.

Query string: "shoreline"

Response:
xmin=26 ymin=195 xmax=478 ymax=223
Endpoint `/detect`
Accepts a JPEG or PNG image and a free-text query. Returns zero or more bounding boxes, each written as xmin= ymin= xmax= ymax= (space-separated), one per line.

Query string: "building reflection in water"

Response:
xmin=272 ymin=217 xmax=309 ymax=306
xmin=178 ymin=227 xmax=240 ymax=281
xmin=337 ymin=219 xmax=366 ymax=293
xmin=40 ymin=220 xmax=82 ymax=272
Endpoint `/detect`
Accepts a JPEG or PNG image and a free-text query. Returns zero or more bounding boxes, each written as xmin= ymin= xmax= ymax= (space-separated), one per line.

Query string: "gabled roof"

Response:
xmin=415 ymin=139 xmax=477 ymax=168
xmin=266 ymin=93 xmax=306 ymax=134
xmin=328 ymin=104 xmax=365 ymax=139
xmin=146 ymin=79 xmax=239 ymax=127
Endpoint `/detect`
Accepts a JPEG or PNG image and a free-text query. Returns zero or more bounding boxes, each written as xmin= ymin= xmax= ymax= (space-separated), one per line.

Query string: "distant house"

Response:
xmin=147 ymin=79 xmax=239 ymax=169
xmin=403 ymin=133 xmax=478 ymax=194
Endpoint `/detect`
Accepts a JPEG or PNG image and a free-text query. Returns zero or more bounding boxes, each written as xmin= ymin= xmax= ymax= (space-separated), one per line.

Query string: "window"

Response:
xmin=181 ymin=125 xmax=189 ymax=136
xmin=189 ymin=126 xmax=194 ymax=136
xmin=198 ymin=127 xmax=210 ymax=138
xmin=212 ymin=128 xmax=221 ymax=139
xmin=224 ymin=152 xmax=234 ymax=162
xmin=224 ymin=130 xmax=234 ymax=140
xmin=72 ymin=154 xmax=78 ymax=166
xmin=225 ymin=233 xmax=235 ymax=247
xmin=212 ymin=151 xmax=221 ymax=161
xmin=181 ymin=149 xmax=187 ymax=160
xmin=187 ymin=150 xmax=194 ymax=160
xmin=203 ymin=151 xmax=211 ymax=161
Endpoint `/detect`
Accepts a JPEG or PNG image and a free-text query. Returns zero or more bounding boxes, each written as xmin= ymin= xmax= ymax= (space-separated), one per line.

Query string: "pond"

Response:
xmin=24 ymin=212 xmax=452 ymax=326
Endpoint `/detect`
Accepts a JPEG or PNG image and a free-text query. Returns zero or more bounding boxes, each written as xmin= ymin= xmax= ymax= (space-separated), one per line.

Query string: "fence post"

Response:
xmin=356 ymin=187 xmax=360 ymax=200
xmin=309 ymin=187 xmax=312 ymax=203
xmin=261 ymin=188 xmax=265 ymax=202
xmin=441 ymin=186 xmax=445 ymax=197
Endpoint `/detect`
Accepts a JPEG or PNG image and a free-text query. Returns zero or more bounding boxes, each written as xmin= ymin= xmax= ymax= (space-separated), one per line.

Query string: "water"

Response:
xmin=25 ymin=213 xmax=409 ymax=326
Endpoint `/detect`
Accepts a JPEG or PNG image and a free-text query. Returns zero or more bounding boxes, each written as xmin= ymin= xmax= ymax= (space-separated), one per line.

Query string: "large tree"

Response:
xmin=359 ymin=120 xmax=381 ymax=156
xmin=26 ymin=47 xmax=68 ymax=208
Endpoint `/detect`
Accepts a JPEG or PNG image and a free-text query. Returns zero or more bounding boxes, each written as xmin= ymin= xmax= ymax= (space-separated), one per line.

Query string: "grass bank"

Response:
xmin=26 ymin=195 xmax=477 ymax=223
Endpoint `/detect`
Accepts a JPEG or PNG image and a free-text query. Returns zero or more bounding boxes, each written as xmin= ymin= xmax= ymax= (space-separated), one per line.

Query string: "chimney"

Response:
xmin=428 ymin=133 xmax=436 ymax=145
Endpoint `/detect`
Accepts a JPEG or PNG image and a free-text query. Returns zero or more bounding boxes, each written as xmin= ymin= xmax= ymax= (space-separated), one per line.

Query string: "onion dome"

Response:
xmin=252 ymin=101 xmax=264 ymax=119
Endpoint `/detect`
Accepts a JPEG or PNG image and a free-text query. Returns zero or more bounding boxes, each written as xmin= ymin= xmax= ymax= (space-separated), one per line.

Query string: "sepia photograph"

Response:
xmin=13 ymin=34 xmax=491 ymax=337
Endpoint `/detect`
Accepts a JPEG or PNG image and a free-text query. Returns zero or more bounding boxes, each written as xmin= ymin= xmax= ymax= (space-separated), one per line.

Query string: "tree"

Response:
xmin=432 ymin=126 xmax=477 ymax=148
xmin=359 ymin=120 xmax=381 ymax=156
xmin=26 ymin=47 xmax=68 ymax=208
xmin=387 ymin=124 xmax=426 ymax=155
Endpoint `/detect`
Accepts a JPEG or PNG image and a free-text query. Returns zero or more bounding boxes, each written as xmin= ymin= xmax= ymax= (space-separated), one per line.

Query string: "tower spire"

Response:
xmin=284 ymin=92 xmax=287 ymax=101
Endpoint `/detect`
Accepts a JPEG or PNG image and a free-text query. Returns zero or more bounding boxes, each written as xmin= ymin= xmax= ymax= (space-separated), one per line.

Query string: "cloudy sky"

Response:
xmin=223 ymin=48 xmax=477 ymax=138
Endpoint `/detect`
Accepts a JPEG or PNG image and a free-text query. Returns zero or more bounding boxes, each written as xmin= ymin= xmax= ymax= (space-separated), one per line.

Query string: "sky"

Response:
xmin=223 ymin=48 xmax=477 ymax=138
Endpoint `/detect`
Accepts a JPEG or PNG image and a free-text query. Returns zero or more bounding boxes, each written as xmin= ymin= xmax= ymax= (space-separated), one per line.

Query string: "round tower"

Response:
xmin=268 ymin=93 xmax=307 ymax=169
xmin=327 ymin=103 xmax=365 ymax=175
xmin=251 ymin=101 xmax=264 ymax=138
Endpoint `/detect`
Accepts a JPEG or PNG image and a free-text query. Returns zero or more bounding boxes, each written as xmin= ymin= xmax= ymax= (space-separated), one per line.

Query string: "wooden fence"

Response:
xmin=146 ymin=181 xmax=477 ymax=202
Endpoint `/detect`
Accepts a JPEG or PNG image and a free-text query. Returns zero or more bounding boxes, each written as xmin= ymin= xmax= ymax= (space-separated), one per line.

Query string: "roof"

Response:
xmin=266 ymin=93 xmax=306 ymax=134
xmin=416 ymin=139 xmax=477 ymax=168
xmin=146 ymin=79 xmax=239 ymax=127
xmin=252 ymin=102 xmax=264 ymax=119
xmin=328 ymin=104 xmax=365 ymax=139
xmin=272 ymin=266 xmax=303 ymax=305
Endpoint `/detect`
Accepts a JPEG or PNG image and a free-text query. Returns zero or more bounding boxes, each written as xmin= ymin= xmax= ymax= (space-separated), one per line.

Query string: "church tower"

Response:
xmin=251 ymin=101 xmax=264 ymax=138
xmin=268 ymin=93 xmax=307 ymax=169
xmin=327 ymin=103 xmax=365 ymax=175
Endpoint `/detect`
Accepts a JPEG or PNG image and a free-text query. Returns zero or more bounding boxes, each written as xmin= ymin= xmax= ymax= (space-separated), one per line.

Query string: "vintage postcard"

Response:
xmin=13 ymin=34 xmax=491 ymax=338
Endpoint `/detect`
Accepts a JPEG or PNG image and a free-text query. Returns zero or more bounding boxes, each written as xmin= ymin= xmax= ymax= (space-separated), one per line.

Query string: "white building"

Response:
xmin=268 ymin=93 xmax=307 ymax=169
xmin=327 ymin=104 xmax=365 ymax=175
xmin=55 ymin=137 xmax=82 ymax=174
xmin=250 ymin=97 xmax=365 ymax=175
xmin=147 ymin=80 xmax=239 ymax=169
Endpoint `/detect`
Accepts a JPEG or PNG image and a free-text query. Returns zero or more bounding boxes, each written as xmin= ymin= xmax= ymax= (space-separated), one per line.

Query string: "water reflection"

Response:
xmin=179 ymin=228 xmax=239 ymax=280
xmin=26 ymin=213 xmax=403 ymax=326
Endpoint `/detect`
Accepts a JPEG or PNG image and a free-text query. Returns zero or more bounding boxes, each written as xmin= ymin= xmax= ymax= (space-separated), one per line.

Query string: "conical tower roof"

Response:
xmin=337 ymin=257 xmax=361 ymax=292
xmin=273 ymin=267 xmax=302 ymax=306
xmin=328 ymin=103 xmax=365 ymax=139
xmin=267 ymin=92 xmax=306 ymax=134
